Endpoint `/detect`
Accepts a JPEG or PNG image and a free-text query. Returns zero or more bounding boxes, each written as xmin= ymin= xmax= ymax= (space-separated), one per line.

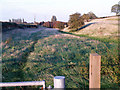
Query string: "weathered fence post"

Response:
xmin=89 ymin=53 xmax=101 ymax=88
xmin=54 ymin=76 xmax=65 ymax=89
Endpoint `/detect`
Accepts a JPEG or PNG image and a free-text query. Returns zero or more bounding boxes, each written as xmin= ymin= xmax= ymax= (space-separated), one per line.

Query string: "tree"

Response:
xmin=51 ymin=15 xmax=57 ymax=22
xmin=82 ymin=14 xmax=90 ymax=22
xmin=111 ymin=4 xmax=120 ymax=15
xmin=68 ymin=12 xmax=84 ymax=29
xmin=87 ymin=12 xmax=97 ymax=19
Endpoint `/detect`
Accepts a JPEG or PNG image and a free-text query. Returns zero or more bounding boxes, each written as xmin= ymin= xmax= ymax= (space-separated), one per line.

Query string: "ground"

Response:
xmin=62 ymin=16 xmax=118 ymax=41
xmin=1 ymin=18 xmax=119 ymax=89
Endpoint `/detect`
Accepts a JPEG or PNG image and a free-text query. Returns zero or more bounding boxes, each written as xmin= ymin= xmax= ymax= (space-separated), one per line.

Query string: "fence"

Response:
xmin=0 ymin=81 xmax=45 ymax=89
xmin=0 ymin=53 xmax=101 ymax=89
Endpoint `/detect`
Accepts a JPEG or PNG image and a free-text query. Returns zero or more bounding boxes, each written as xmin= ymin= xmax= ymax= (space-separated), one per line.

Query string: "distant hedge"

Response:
xmin=2 ymin=22 xmax=18 ymax=32
xmin=43 ymin=21 xmax=68 ymax=29
xmin=1 ymin=22 xmax=38 ymax=32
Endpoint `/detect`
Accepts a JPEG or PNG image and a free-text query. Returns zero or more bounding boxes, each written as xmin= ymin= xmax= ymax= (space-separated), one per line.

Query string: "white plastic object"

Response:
xmin=54 ymin=76 xmax=65 ymax=88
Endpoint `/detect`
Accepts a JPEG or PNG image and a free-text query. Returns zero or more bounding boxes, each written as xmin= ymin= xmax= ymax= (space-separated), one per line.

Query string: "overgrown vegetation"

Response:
xmin=2 ymin=27 xmax=119 ymax=89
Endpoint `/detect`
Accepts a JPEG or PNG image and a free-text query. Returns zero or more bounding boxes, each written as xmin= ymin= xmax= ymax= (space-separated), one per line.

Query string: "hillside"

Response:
xmin=62 ymin=16 xmax=118 ymax=42
xmin=2 ymin=24 xmax=119 ymax=89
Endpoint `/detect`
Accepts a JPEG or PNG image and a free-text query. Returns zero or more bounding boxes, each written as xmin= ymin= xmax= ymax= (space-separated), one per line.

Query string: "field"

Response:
xmin=1 ymin=17 xmax=119 ymax=89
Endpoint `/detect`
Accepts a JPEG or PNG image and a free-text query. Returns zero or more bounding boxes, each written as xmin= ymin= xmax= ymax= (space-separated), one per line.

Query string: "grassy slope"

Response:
xmin=2 ymin=26 xmax=119 ymax=88
xmin=62 ymin=16 xmax=119 ymax=43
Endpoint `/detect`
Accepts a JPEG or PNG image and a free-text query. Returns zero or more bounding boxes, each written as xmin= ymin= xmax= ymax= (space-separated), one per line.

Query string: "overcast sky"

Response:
xmin=0 ymin=0 xmax=119 ymax=22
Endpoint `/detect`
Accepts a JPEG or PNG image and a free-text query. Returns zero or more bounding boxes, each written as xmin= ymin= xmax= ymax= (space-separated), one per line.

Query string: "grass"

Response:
xmin=64 ymin=16 xmax=119 ymax=43
xmin=59 ymin=30 xmax=119 ymax=43
xmin=2 ymin=27 xmax=119 ymax=89
xmin=107 ymin=18 xmax=120 ymax=21
xmin=23 ymin=34 xmax=119 ymax=88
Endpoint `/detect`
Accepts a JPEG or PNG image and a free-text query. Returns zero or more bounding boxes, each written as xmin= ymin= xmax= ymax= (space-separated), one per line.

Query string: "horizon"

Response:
xmin=0 ymin=0 xmax=119 ymax=22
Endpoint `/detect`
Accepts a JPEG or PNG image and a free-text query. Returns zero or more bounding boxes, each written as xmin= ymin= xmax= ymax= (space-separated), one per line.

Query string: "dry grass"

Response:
xmin=63 ymin=16 xmax=118 ymax=41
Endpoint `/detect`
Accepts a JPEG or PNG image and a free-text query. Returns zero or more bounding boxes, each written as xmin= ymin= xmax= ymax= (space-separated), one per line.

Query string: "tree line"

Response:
xmin=41 ymin=3 xmax=120 ymax=30
xmin=68 ymin=12 xmax=97 ymax=30
xmin=41 ymin=11 xmax=97 ymax=30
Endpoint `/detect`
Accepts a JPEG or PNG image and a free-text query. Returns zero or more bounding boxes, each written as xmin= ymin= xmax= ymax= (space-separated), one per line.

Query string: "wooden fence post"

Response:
xmin=89 ymin=53 xmax=101 ymax=88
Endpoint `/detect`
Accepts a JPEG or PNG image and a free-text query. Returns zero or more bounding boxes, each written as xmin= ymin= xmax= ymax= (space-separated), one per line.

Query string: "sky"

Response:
xmin=0 ymin=0 xmax=119 ymax=22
